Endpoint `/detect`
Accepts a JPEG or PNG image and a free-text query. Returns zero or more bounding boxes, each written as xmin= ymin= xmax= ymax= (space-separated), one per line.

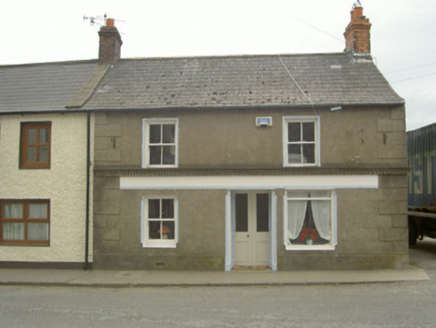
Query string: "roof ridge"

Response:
xmin=117 ymin=52 xmax=349 ymax=62
xmin=0 ymin=59 xmax=99 ymax=69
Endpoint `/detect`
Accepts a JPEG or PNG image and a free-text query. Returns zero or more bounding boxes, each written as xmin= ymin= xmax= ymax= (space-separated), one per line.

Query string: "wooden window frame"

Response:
xmin=0 ymin=200 xmax=50 ymax=246
xmin=141 ymin=197 xmax=178 ymax=248
xmin=20 ymin=122 xmax=51 ymax=169
xmin=284 ymin=190 xmax=336 ymax=251
xmin=283 ymin=116 xmax=320 ymax=167
xmin=142 ymin=119 xmax=178 ymax=168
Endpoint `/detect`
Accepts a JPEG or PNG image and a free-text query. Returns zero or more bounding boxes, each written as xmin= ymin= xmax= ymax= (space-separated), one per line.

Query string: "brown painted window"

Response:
xmin=20 ymin=122 xmax=51 ymax=169
xmin=0 ymin=200 xmax=50 ymax=245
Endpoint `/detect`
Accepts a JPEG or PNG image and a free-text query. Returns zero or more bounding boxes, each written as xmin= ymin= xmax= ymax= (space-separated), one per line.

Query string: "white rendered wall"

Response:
xmin=0 ymin=113 xmax=92 ymax=263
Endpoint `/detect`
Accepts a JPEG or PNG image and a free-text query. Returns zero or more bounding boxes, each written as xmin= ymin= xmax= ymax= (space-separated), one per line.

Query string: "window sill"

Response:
xmin=284 ymin=164 xmax=319 ymax=168
xmin=142 ymin=243 xmax=177 ymax=249
xmin=0 ymin=242 xmax=50 ymax=247
xmin=285 ymin=244 xmax=335 ymax=251
xmin=142 ymin=165 xmax=178 ymax=169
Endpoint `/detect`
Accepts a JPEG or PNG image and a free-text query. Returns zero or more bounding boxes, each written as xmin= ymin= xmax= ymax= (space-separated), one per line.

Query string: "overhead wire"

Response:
xmin=278 ymin=54 xmax=315 ymax=109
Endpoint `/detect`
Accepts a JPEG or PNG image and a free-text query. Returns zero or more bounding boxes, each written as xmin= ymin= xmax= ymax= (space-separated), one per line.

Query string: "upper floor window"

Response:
xmin=20 ymin=122 xmax=51 ymax=169
xmin=142 ymin=119 xmax=178 ymax=168
xmin=283 ymin=117 xmax=320 ymax=167
xmin=0 ymin=200 xmax=50 ymax=246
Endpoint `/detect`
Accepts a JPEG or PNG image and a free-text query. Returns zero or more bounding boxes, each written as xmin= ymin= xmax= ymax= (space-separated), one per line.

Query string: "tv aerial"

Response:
xmin=83 ymin=14 xmax=107 ymax=27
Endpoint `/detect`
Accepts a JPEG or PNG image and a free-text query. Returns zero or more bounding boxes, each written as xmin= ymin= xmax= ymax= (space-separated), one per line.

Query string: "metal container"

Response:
xmin=408 ymin=123 xmax=436 ymax=210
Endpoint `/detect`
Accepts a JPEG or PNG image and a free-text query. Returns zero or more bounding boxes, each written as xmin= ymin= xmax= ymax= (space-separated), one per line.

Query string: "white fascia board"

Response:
xmin=120 ymin=175 xmax=379 ymax=190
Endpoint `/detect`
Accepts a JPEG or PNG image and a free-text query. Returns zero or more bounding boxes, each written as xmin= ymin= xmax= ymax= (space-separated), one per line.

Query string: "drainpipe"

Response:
xmin=84 ymin=111 xmax=91 ymax=270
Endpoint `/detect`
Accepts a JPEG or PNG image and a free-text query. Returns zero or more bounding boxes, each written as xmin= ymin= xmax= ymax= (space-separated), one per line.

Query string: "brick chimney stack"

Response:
xmin=98 ymin=18 xmax=123 ymax=64
xmin=344 ymin=1 xmax=372 ymax=54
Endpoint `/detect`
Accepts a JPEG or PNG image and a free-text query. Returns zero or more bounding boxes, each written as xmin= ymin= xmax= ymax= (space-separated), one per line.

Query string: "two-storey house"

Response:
xmin=86 ymin=3 xmax=409 ymax=271
xmin=0 ymin=60 xmax=98 ymax=268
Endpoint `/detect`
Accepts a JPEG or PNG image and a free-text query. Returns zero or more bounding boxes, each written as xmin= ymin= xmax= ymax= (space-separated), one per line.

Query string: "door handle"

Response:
xmin=247 ymin=234 xmax=250 ymax=238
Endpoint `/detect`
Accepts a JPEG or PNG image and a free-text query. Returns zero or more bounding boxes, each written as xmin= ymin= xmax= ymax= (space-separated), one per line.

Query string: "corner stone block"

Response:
xmin=95 ymin=137 xmax=114 ymax=150
xmin=378 ymin=200 xmax=407 ymax=215
xmin=378 ymin=228 xmax=408 ymax=242
xmin=106 ymin=149 xmax=122 ymax=162
xmin=103 ymin=229 xmax=121 ymax=241
xmin=379 ymin=176 xmax=408 ymax=189
xmin=377 ymin=145 xmax=406 ymax=159
xmin=391 ymin=215 xmax=408 ymax=228
xmin=95 ymin=113 xmax=109 ymax=125
xmin=95 ymin=124 xmax=122 ymax=137
xmin=391 ymin=108 xmax=405 ymax=120
xmin=377 ymin=119 xmax=392 ymax=132
xmin=95 ymin=201 xmax=121 ymax=215
xmin=392 ymin=119 xmax=406 ymax=132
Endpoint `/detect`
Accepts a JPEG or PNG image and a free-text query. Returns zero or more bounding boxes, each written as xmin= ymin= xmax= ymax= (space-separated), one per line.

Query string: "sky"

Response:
xmin=0 ymin=0 xmax=435 ymax=131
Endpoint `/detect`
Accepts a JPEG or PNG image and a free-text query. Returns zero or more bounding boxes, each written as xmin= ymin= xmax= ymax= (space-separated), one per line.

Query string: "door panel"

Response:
xmin=235 ymin=192 xmax=269 ymax=267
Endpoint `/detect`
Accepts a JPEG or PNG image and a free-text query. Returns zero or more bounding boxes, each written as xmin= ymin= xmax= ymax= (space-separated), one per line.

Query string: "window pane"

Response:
xmin=256 ymin=194 xmax=269 ymax=232
xmin=149 ymin=125 xmax=161 ymax=144
xmin=27 ymin=146 xmax=37 ymax=163
xmin=148 ymin=200 xmax=160 ymax=218
xmin=38 ymin=146 xmax=49 ymax=163
xmin=2 ymin=223 xmax=24 ymax=240
xmin=310 ymin=190 xmax=330 ymax=198
xmin=27 ymin=128 xmax=37 ymax=144
xmin=149 ymin=146 xmax=162 ymax=165
xmin=162 ymin=146 xmax=175 ymax=165
xmin=162 ymin=124 xmax=175 ymax=144
xmin=311 ymin=199 xmax=331 ymax=243
xmin=235 ymin=194 xmax=248 ymax=232
xmin=287 ymin=191 xmax=310 ymax=199
xmin=29 ymin=203 xmax=48 ymax=219
xmin=288 ymin=145 xmax=302 ymax=163
xmin=288 ymin=123 xmax=301 ymax=142
xmin=161 ymin=199 xmax=174 ymax=219
xmin=28 ymin=223 xmax=49 ymax=241
xmin=303 ymin=144 xmax=315 ymax=164
xmin=302 ymin=122 xmax=315 ymax=142
xmin=39 ymin=128 xmax=49 ymax=143
xmin=161 ymin=221 xmax=175 ymax=239
xmin=4 ymin=204 xmax=23 ymax=219
xmin=149 ymin=221 xmax=161 ymax=240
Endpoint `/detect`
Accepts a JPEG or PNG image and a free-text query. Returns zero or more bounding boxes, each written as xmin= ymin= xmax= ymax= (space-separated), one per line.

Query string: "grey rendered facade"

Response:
xmin=89 ymin=52 xmax=408 ymax=271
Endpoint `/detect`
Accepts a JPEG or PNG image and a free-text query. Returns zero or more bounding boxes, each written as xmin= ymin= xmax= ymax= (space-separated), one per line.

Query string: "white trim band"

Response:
xmin=120 ymin=175 xmax=379 ymax=190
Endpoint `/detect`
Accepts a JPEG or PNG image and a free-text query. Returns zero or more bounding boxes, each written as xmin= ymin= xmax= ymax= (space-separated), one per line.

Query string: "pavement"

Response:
xmin=0 ymin=266 xmax=430 ymax=288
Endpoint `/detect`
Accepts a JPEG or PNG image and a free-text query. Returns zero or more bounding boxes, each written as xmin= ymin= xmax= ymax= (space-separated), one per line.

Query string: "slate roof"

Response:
xmin=0 ymin=53 xmax=403 ymax=114
xmin=0 ymin=61 xmax=96 ymax=113
xmin=83 ymin=52 xmax=404 ymax=111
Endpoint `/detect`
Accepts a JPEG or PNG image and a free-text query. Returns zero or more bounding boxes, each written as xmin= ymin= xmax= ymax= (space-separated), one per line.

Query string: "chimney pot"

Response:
xmin=106 ymin=18 xmax=115 ymax=27
xmin=344 ymin=2 xmax=372 ymax=54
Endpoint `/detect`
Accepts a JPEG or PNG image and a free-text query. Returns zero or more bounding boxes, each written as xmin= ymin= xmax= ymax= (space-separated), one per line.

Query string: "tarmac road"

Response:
xmin=0 ymin=239 xmax=435 ymax=328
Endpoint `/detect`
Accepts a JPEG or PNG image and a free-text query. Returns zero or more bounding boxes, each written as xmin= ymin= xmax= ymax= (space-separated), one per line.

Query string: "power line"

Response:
xmin=269 ymin=1 xmax=344 ymax=44
xmin=387 ymin=62 xmax=436 ymax=74
xmin=391 ymin=72 xmax=436 ymax=84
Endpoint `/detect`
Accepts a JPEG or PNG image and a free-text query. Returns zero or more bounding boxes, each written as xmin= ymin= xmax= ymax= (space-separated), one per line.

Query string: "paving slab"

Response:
xmin=0 ymin=267 xmax=429 ymax=288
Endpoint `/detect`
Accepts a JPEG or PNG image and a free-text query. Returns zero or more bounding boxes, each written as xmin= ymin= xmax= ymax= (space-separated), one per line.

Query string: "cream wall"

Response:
xmin=0 ymin=113 xmax=92 ymax=264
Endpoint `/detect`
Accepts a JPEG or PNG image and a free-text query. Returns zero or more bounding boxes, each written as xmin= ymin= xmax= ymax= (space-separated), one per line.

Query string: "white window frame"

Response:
xmin=142 ymin=118 xmax=179 ymax=168
xmin=283 ymin=190 xmax=337 ymax=251
xmin=141 ymin=197 xmax=178 ymax=248
xmin=283 ymin=116 xmax=320 ymax=167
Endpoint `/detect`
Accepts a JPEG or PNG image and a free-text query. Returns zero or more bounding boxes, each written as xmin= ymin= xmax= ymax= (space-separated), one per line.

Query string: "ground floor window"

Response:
xmin=141 ymin=197 xmax=178 ymax=248
xmin=284 ymin=190 xmax=336 ymax=250
xmin=0 ymin=200 xmax=50 ymax=245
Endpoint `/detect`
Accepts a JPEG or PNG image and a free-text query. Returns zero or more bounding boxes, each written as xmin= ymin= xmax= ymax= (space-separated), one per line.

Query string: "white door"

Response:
xmin=234 ymin=192 xmax=269 ymax=267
